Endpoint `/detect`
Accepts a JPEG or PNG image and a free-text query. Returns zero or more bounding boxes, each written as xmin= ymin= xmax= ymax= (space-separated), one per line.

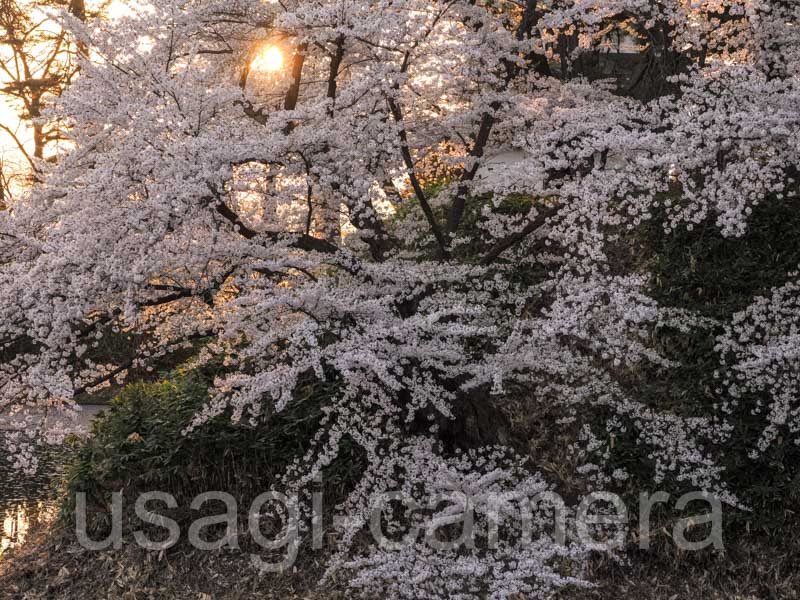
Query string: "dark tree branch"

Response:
xmin=481 ymin=204 xmax=555 ymax=265
xmin=387 ymin=95 xmax=450 ymax=259
xmin=446 ymin=0 xmax=548 ymax=238
xmin=207 ymin=182 xmax=340 ymax=255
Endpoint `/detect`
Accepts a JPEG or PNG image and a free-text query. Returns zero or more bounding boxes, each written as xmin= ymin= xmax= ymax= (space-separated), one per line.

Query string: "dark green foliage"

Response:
xmin=647 ymin=198 xmax=800 ymax=320
xmin=60 ymin=357 xmax=345 ymax=531
xmin=615 ymin=196 xmax=800 ymax=521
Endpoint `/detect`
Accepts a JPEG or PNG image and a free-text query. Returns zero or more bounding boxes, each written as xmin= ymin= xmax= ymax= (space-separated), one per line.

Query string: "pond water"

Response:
xmin=0 ymin=435 xmax=66 ymax=557
xmin=0 ymin=406 xmax=106 ymax=558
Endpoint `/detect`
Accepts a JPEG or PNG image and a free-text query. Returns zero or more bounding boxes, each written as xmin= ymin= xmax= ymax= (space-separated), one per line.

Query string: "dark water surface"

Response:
xmin=0 ymin=433 xmax=67 ymax=556
xmin=0 ymin=406 xmax=105 ymax=557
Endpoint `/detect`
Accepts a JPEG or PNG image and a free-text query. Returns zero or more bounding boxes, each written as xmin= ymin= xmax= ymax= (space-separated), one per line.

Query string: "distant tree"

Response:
xmin=0 ymin=0 xmax=93 ymax=178
xmin=0 ymin=158 xmax=7 ymax=208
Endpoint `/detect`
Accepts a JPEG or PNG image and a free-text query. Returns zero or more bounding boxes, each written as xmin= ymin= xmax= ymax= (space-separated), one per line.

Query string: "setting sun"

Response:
xmin=252 ymin=46 xmax=283 ymax=73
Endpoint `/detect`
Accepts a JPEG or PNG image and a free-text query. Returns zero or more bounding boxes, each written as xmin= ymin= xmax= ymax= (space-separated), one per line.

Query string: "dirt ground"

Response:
xmin=2 ymin=517 xmax=799 ymax=600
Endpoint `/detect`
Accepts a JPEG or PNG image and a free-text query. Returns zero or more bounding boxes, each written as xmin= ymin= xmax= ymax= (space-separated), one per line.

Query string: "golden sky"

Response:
xmin=0 ymin=0 xmax=130 ymax=192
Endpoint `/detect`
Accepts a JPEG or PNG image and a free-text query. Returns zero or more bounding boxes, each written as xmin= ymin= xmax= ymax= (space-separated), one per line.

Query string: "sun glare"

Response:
xmin=252 ymin=46 xmax=284 ymax=73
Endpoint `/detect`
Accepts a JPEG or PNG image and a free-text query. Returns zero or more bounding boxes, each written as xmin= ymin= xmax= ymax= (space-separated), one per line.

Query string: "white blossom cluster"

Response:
xmin=0 ymin=0 xmax=798 ymax=596
xmin=327 ymin=438 xmax=590 ymax=600
xmin=716 ymin=274 xmax=800 ymax=457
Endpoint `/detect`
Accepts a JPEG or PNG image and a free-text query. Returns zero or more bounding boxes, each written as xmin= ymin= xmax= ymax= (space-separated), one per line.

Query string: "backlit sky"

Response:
xmin=0 ymin=0 xmax=130 ymax=193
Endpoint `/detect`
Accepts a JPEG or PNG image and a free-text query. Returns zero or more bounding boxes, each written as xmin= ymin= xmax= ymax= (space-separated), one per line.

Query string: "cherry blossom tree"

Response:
xmin=0 ymin=0 xmax=798 ymax=597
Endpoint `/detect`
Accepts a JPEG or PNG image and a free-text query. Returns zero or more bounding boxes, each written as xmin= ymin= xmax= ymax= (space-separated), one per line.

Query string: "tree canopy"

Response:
xmin=1 ymin=1 xmax=799 ymax=597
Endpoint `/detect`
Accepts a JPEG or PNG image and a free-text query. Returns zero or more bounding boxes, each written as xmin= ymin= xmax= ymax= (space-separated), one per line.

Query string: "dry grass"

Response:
xmin=2 ymin=514 xmax=799 ymax=600
xmin=568 ymin=528 xmax=800 ymax=600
